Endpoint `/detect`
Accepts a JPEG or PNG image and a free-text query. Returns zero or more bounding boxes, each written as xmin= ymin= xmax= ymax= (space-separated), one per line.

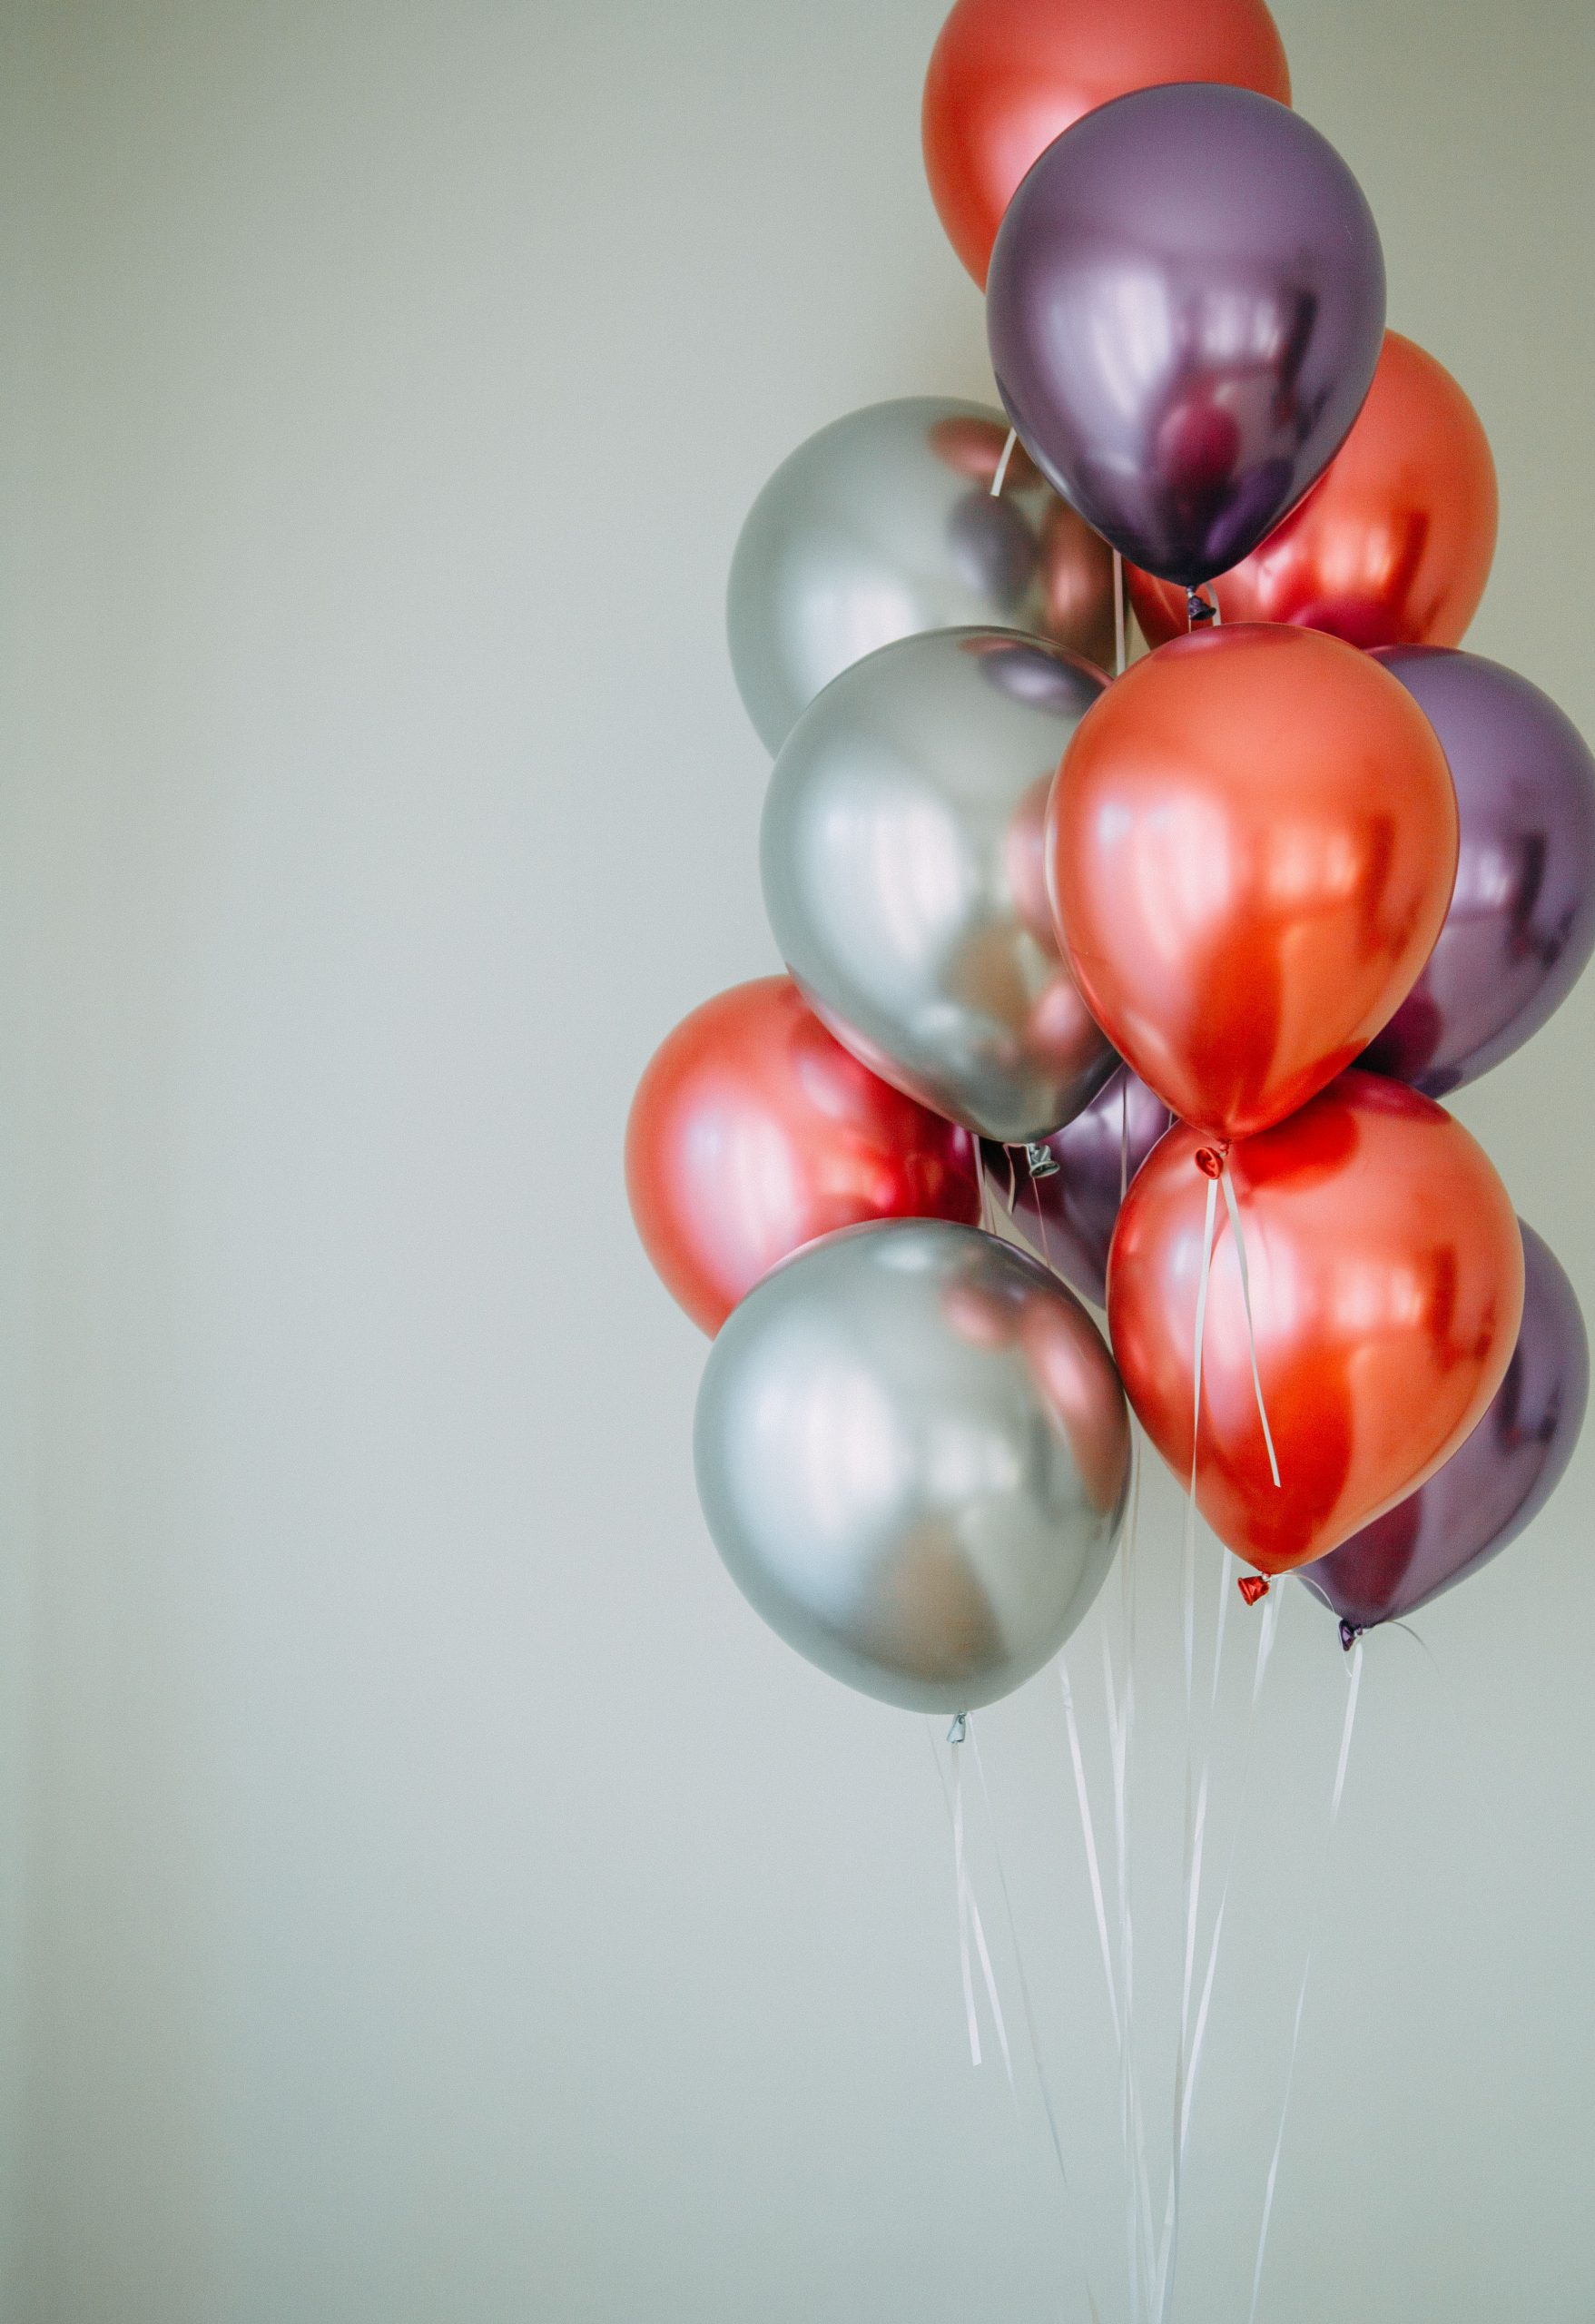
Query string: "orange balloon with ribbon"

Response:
xmin=1107 ymin=1073 xmax=1524 ymax=1574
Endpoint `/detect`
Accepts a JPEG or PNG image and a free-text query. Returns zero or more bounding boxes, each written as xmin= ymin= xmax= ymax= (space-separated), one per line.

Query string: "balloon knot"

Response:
xmin=947 ymin=1712 xmax=969 ymax=1745
xmin=1338 ymin=1620 xmax=1362 ymax=1654
xmin=1022 ymin=1140 xmax=1059 ymax=1180
xmin=1237 ymin=1573 xmax=1271 ymax=1607
xmin=1194 ymin=1145 xmax=1226 ymax=1179
xmin=1186 ymin=586 xmax=1219 ymax=627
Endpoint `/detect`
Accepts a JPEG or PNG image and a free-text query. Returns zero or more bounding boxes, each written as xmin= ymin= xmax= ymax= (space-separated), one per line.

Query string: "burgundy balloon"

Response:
xmin=986 ymin=84 xmax=1385 ymax=586
xmin=1363 ymin=650 xmax=1595 ymax=1096
xmin=981 ymin=1065 xmax=1170 ymax=1305
xmin=1306 ymin=1222 xmax=1588 ymax=1637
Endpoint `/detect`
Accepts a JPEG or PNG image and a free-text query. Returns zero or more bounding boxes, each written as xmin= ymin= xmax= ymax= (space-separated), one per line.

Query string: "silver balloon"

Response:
xmin=727 ymin=396 xmax=1116 ymax=753
xmin=762 ymin=626 xmax=1116 ymax=1145
xmin=694 ymin=1219 xmax=1128 ymax=1714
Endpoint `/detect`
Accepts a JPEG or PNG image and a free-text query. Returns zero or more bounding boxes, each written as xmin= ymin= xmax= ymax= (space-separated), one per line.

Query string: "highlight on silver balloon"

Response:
xmin=694 ymin=1218 xmax=1130 ymax=1715
xmin=726 ymin=396 xmax=1117 ymax=753
xmin=761 ymin=625 xmax=1116 ymax=1146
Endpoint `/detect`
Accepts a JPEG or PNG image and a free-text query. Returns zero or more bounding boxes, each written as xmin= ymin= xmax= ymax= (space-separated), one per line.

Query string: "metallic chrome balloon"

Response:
xmin=1305 ymin=1220 xmax=1588 ymax=1638
xmin=762 ymin=627 xmax=1115 ymax=1145
xmin=987 ymin=84 xmax=1385 ymax=586
xmin=983 ymin=1063 xmax=1171 ymax=1306
xmin=1362 ymin=650 xmax=1595 ymax=1097
xmin=726 ymin=397 xmax=1115 ymax=753
xmin=694 ymin=1219 xmax=1128 ymax=1712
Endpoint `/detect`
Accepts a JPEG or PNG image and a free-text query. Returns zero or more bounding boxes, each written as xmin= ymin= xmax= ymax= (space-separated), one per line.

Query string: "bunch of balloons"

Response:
xmin=627 ymin=0 xmax=1591 ymax=1717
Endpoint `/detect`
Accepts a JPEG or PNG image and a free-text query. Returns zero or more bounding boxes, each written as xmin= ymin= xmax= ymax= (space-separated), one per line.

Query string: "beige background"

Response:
xmin=3 ymin=1 xmax=1592 ymax=2318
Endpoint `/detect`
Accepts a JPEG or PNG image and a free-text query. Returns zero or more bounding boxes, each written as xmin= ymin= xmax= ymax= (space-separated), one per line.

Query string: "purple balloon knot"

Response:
xmin=1186 ymin=586 xmax=1219 ymax=628
xmin=1338 ymin=1619 xmax=1361 ymax=1653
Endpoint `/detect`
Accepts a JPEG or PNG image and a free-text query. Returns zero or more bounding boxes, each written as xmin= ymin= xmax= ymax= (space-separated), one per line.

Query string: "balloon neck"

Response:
xmin=1186 ymin=586 xmax=1219 ymax=628
xmin=947 ymin=1712 xmax=969 ymax=1745
xmin=1237 ymin=1572 xmax=1271 ymax=1607
xmin=1338 ymin=1620 xmax=1362 ymax=1654
xmin=1194 ymin=1142 xmax=1229 ymax=1179
xmin=1022 ymin=1139 xmax=1059 ymax=1180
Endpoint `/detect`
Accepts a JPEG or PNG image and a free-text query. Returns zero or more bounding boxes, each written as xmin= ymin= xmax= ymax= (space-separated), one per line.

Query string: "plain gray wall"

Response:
xmin=3 ymin=2 xmax=1593 ymax=2319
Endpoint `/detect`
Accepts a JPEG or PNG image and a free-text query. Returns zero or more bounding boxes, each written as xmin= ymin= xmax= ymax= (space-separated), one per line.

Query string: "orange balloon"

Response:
xmin=1107 ymin=1072 xmax=1524 ymax=1572
xmin=625 ymin=977 xmax=980 ymax=1334
xmin=1128 ymin=332 xmax=1498 ymax=651
xmin=1047 ymin=625 xmax=1458 ymax=1139
xmin=922 ymin=0 xmax=1291 ymax=288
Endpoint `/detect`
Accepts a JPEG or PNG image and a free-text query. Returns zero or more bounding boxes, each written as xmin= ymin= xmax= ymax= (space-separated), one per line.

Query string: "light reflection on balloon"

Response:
xmin=728 ymin=398 xmax=1116 ymax=753
xmin=695 ymin=1219 xmax=1129 ymax=1711
xmin=763 ymin=628 xmax=1117 ymax=1144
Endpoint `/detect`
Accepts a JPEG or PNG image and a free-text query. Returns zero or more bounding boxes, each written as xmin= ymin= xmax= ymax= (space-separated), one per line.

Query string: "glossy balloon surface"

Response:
xmin=727 ymin=399 xmax=1115 ymax=752
xmin=1129 ymin=331 xmax=1497 ymax=650
xmin=626 ymin=976 xmax=980 ymax=1334
xmin=695 ymin=1219 xmax=1128 ymax=1711
xmin=987 ymin=85 xmax=1384 ymax=586
xmin=983 ymin=1064 xmax=1171 ymax=1306
xmin=1108 ymin=1073 xmax=1524 ymax=1573
xmin=922 ymin=0 xmax=1290 ymax=288
xmin=1307 ymin=1221 xmax=1586 ymax=1631
xmin=1048 ymin=625 xmax=1458 ymax=1138
xmin=763 ymin=627 xmax=1115 ymax=1145
xmin=1362 ymin=648 xmax=1595 ymax=1096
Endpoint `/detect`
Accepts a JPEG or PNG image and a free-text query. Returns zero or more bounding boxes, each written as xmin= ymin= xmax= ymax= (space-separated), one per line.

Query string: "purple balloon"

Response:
xmin=1305 ymin=1221 xmax=1588 ymax=1640
xmin=1363 ymin=650 xmax=1595 ymax=1098
xmin=982 ymin=1064 xmax=1170 ymax=1306
xmin=985 ymin=84 xmax=1385 ymax=588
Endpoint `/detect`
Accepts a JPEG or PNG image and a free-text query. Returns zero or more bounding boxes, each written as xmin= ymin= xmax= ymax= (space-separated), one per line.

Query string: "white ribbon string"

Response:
xmin=1219 ymin=1160 xmax=1281 ymax=1490
xmin=1108 ymin=1433 xmax=1158 ymax=2319
xmin=1245 ymin=1641 xmax=1364 ymax=2324
xmin=1181 ymin=1589 xmax=1282 ymax=2152
xmin=1187 ymin=1173 xmax=1220 ymax=1549
xmin=969 ymin=1731 xmax=1106 ymax=2324
xmin=950 ymin=1738 xmax=982 ymax=2066
xmin=1153 ymin=1171 xmax=1220 ymax=2323
xmin=990 ymin=427 xmax=1018 ymax=499
xmin=1113 ymin=547 xmax=1127 ymax=678
xmin=1061 ymin=1661 xmax=1121 ymax=2043
xmin=940 ymin=1729 xmax=1015 ymax=2090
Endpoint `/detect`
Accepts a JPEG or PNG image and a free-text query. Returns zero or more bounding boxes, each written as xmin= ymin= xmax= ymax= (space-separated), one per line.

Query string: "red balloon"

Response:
xmin=922 ymin=0 xmax=1291 ymax=288
xmin=1107 ymin=1072 xmax=1524 ymax=1573
xmin=625 ymin=977 xmax=980 ymax=1334
xmin=1047 ymin=625 xmax=1458 ymax=1140
xmin=1128 ymin=332 xmax=1498 ymax=651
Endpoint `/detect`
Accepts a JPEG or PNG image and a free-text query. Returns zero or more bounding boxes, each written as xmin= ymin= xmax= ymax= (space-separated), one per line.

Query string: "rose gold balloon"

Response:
xmin=1107 ymin=1072 xmax=1523 ymax=1572
xmin=922 ymin=0 xmax=1291 ymax=288
xmin=1128 ymin=332 xmax=1498 ymax=650
xmin=626 ymin=977 xmax=980 ymax=1334
xmin=1047 ymin=625 xmax=1458 ymax=1139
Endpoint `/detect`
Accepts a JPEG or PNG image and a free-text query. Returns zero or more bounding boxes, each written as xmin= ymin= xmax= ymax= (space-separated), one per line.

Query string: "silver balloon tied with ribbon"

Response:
xmin=762 ymin=626 xmax=1116 ymax=1145
xmin=694 ymin=1218 xmax=1130 ymax=1715
xmin=727 ymin=395 xmax=1117 ymax=753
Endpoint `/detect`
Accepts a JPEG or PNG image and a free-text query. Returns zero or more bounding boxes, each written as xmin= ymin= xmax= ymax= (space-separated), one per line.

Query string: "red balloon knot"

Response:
xmin=1194 ymin=1146 xmax=1226 ymax=1179
xmin=1237 ymin=1573 xmax=1271 ymax=1607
